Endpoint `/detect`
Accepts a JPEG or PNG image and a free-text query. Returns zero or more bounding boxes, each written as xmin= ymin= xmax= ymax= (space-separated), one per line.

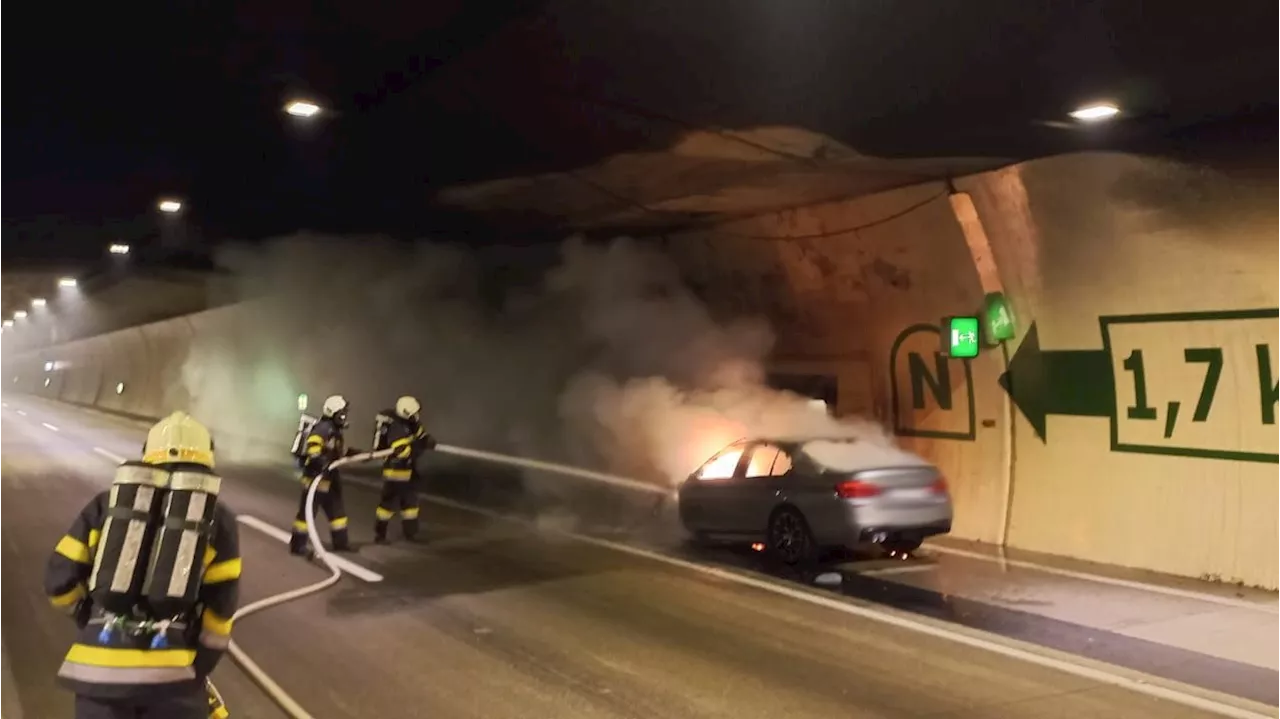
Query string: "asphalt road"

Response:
xmin=1 ymin=397 xmax=1267 ymax=719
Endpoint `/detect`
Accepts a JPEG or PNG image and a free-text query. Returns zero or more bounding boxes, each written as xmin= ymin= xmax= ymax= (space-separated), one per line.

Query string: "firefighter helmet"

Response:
xmin=142 ymin=411 xmax=215 ymax=469
xmin=395 ymin=396 xmax=421 ymax=422
xmin=322 ymin=394 xmax=350 ymax=426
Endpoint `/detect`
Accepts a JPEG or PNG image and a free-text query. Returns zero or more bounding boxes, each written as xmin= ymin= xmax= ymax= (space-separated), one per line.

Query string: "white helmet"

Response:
xmin=322 ymin=395 xmax=350 ymax=426
xmin=395 ymin=396 xmax=421 ymax=422
xmin=143 ymin=411 xmax=215 ymax=469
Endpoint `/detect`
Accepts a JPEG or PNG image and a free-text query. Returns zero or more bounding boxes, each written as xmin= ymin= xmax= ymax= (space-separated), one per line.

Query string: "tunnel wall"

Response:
xmin=664 ymin=151 xmax=1278 ymax=589
xmin=3 ymin=151 xmax=1275 ymax=588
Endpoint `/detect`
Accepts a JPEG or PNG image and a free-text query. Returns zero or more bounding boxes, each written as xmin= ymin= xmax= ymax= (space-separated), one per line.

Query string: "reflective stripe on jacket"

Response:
xmin=45 ymin=490 xmax=242 ymax=699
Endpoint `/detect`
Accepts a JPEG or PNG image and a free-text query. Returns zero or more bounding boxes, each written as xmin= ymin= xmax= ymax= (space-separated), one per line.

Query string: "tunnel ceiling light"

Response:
xmin=44 ymin=377 xmax=51 ymax=387
xmin=44 ymin=361 xmax=54 ymax=371
xmin=2 ymin=320 xmax=12 ymax=328
xmin=109 ymin=243 xmax=130 ymax=255
xmin=13 ymin=310 xmax=28 ymax=319
xmin=31 ymin=298 xmax=46 ymax=308
xmin=58 ymin=277 xmax=78 ymax=288
xmin=158 ymin=199 xmax=183 ymax=213
xmin=1069 ymin=103 xmax=1120 ymax=122
xmin=116 ymin=382 xmax=126 ymax=395
xmin=284 ymin=100 xmax=322 ymax=118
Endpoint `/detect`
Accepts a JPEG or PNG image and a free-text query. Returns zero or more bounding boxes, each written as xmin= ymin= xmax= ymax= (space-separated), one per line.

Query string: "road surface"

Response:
xmin=2 ymin=397 xmax=1268 ymax=719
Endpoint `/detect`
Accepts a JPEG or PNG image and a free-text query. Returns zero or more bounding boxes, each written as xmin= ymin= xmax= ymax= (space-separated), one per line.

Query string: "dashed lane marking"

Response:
xmin=94 ymin=447 xmax=126 ymax=463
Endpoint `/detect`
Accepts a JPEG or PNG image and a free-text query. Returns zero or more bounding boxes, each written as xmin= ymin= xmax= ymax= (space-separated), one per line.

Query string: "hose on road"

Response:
xmin=227 ymin=448 xmax=393 ymax=719
xmin=227 ymin=443 xmax=658 ymax=718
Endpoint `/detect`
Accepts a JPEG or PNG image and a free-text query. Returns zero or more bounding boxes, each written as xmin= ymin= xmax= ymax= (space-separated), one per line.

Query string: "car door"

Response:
xmin=722 ymin=443 xmax=795 ymax=532
xmin=679 ymin=442 xmax=752 ymax=532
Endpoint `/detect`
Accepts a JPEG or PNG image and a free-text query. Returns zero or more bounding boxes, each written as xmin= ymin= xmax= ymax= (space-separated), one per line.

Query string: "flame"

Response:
xmin=695 ymin=447 xmax=745 ymax=480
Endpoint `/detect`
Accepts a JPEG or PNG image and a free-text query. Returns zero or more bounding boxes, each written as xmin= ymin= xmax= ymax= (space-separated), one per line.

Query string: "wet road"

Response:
xmin=3 ymin=397 xmax=1271 ymax=719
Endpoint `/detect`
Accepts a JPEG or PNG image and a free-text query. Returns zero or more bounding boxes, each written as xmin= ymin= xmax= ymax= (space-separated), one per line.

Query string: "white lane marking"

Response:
xmin=237 ymin=515 xmax=384 ymax=584
xmin=860 ymin=563 xmax=938 ymax=577
xmin=924 ymin=544 xmax=1279 ymax=614
xmin=41 ymin=422 xmax=60 ymax=432
xmin=16 ymin=410 xmax=26 ymax=416
xmin=421 ymin=493 xmax=1274 ymax=719
xmin=94 ymin=447 xmax=126 ymax=463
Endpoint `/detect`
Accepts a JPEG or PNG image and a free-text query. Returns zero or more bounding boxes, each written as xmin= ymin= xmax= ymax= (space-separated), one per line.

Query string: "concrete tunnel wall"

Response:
xmin=3 ymin=151 xmax=1276 ymax=588
xmin=663 ymin=151 xmax=1278 ymax=589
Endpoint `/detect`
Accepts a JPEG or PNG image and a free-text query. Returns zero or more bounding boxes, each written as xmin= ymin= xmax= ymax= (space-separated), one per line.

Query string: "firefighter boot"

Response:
xmin=402 ymin=511 xmax=420 ymax=542
xmin=373 ymin=519 xmax=390 ymax=545
xmin=289 ymin=522 xmax=311 ymax=556
xmin=330 ymin=520 xmax=352 ymax=552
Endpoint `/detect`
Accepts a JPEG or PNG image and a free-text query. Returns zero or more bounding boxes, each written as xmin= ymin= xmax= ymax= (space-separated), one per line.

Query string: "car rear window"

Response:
xmin=800 ymin=439 xmax=930 ymax=472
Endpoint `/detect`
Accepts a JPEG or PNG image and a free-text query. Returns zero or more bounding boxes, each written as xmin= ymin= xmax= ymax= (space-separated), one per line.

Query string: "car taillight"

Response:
xmin=930 ymin=476 xmax=949 ymax=494
xmin=835 ymin=479 xmax=881 ymax=499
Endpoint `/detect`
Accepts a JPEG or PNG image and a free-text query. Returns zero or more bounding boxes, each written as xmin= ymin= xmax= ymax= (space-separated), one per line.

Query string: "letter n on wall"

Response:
xmin=889 ymin=323 xmax=976 ymax=440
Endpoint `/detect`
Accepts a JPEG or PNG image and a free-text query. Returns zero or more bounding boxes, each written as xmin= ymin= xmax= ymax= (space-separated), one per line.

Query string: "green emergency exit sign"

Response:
xmin=947 ymin=316 xmax=981 ymax=359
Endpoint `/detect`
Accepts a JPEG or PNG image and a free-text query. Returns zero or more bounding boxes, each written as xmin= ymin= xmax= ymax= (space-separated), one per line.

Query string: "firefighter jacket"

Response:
xmin=44 ymin=491 xmax=241 ymax=700
xmin=381 ymin=417 xmax=436 ymax=481
xmin=302 ymin=416 xmax=352 ymax=483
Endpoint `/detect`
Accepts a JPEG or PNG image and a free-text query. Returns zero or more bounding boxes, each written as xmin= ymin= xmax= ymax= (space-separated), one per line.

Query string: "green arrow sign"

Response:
xmin=997 ymin=322 xmax=1114 ymax=441
xmin=991 ymin=310 xmax=1275 ymax=461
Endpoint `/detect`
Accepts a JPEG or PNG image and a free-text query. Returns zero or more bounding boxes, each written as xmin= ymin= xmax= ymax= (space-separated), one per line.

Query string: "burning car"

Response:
xmin=676 ymin=437 xmax=952 ymax=563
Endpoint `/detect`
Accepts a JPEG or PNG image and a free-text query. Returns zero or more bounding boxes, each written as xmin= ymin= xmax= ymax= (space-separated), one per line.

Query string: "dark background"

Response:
xmin=5 ymin=0 xmax=1277 ymax=266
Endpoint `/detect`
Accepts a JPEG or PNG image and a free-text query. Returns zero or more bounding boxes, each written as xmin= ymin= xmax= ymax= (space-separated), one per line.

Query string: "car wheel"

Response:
xmin=767 ymin=507 xmax=816 ymax=565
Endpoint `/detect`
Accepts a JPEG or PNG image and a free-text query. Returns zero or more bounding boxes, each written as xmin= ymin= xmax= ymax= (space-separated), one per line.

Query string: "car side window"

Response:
xmin=744 ymin=445 xmax=788 ymax=479
xmin=696 ymin=446 xmax=747 ymax=480
xmin=769 ymin=450 xmax=793 ymax=476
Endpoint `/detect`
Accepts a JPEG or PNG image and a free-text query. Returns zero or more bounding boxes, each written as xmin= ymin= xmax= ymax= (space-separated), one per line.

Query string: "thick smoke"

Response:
xmin=180 ymin=234 xmax=892 ymax=506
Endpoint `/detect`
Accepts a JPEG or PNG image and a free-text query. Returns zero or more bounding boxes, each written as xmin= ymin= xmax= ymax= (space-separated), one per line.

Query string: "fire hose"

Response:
xmin=226 ymin=448 xmax=393 ymax=719
xmin=225 ymin=443 xmax=663 ymax=718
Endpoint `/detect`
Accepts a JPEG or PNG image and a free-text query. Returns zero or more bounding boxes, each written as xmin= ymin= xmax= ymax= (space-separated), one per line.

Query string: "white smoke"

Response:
xmin=180 ymin=234 xmax=894 ymax=492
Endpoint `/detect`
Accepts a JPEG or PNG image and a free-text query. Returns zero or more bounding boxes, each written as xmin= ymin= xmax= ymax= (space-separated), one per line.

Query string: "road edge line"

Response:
xmin=420 ymin=492 xmax=1278 ymax=719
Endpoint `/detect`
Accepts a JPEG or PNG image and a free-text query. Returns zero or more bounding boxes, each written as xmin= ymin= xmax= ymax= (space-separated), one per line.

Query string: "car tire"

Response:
xmin=767 ymin=506 xmax=816 ymax=565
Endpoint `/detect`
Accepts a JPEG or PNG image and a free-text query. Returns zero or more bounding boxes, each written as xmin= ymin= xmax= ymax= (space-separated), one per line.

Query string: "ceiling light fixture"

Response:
xmin=1069 ymin=103 xmax=1121 ymax=122
xmin=284 ymin=100 xmax=322 ymax=118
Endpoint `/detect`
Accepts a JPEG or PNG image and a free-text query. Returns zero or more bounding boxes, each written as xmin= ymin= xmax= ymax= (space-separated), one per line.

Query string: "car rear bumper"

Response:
xmin=856 ymin=519 xmax=952 ymax=544
xmin=810 ymin=499 xmax=953 ymax=547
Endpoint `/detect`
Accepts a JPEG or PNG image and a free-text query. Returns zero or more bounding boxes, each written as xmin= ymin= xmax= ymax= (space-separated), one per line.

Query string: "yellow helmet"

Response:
xmin=142 ymin=411 xmax=216 ymax=468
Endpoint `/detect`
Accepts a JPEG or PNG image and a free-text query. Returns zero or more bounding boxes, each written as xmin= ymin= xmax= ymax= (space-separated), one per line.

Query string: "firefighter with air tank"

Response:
xmin=289 ymin=394 xmax=358 ymax=556
xmin=371 ymin=395 xmax=437 ymax=544
xmin=44 ymin=411 xmax=237 ymax=719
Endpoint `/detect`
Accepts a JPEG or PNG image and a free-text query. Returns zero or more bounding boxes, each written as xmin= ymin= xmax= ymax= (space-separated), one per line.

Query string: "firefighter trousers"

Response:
xmin=74 ymin=682 xmax=207 ymax=718
xmin=374 ymin=480 xmax=420 ymax=542
xmin=291 ymin=472 xmax=350 ymax=553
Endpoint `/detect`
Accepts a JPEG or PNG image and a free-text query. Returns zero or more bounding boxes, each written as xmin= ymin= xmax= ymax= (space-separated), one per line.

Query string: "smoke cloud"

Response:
xmin=179 ymin=234 xmax=893 ymax=508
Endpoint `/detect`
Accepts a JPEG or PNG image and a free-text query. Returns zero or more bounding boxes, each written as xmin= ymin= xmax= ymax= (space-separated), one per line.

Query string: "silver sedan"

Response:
xmin=676 ymin=437 xmax=953 ymax=564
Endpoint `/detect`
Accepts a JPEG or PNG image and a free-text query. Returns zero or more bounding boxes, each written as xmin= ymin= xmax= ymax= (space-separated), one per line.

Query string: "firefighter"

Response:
xmin=45 ymin=412 xmax=240 ymax=719
xmin=373 ymin=395 xmax=436 ymax=544
xmin=290 ymin=394 xmax=355 ymax=556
